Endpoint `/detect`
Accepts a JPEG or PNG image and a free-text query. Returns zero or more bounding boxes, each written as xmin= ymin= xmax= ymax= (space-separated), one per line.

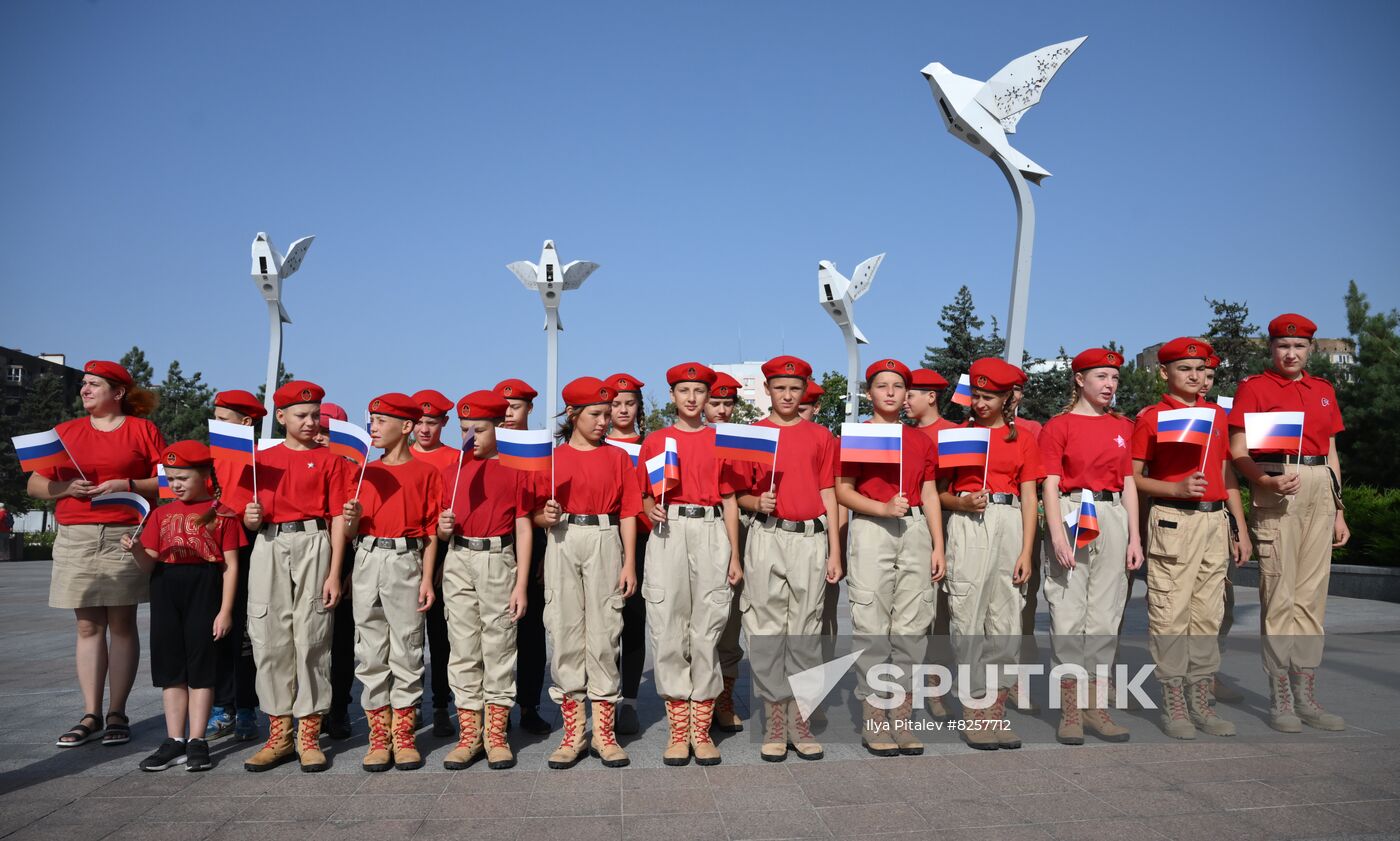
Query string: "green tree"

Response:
xmin=1203 ymin=297 xmax=1264 ymax=395
xmin=922 ymin=285 xmax=1004 ymax=388
xmin=811 ymin=371 xmax=867 ymax=434
xmin=730 ymin=398 xmax=762 ymax=425
xmin=152 ymin=361 xmax=215 ymax=444
xmin=118 ymin=346 xmax=154 ymax=388
xmin=254 ymin=363 xmax=296 ymax=437
xmin=1019 ymin=347 xmax=1071 ymax=422
xmin=1336 ymin=280 xmax=1400 ymax=489
xmin=0 ymin=370 xmax=78 ymax=518
xmin=643 ymin=398 xmax=676 ymax=434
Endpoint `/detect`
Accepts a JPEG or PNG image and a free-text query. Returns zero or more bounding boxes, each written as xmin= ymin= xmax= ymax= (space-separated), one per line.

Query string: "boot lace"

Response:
xmin=666 ymin=700 xmax=690 ymax=747
xmin=263 ymin=715 xmax=286 ymax=750
xmin=1273 ymin=674 xmax=1296 ymax=714
xmin=791 ymin=705 xmax=815 ymax=741
xmin=716 ymin=677 xmax=736 ymax=718
xmin=297 ymin=714 xmax=321 ymax=753
xmin=456 ymin=709 xmax=480 ymax=749
xmin=1291 ymin=670 xmax=1324 ymax=711
xmin=392 ymin=708 xmax=416 ymax=750
xmin=594 ymin=701 xmax=619 ymax=748
xmin=485 ymin=706 xmax=510 ymax=748
xmin=1190 ymin=681 xmax=1218 ymax=719
xmin=765 ymin=702 xmax=786 ymax=743
xmin=1166 ymin=683 xmax=1190 ymax=720
xmin=690 ymin=700 xmax=715 ymax=746
xmin=368 ymin=708 xmax=391 ymax=753
xmin=1059 ymin=680 xmax=1082 ymax=726
xmin=558 ymin=698 xmax=582 ymax=748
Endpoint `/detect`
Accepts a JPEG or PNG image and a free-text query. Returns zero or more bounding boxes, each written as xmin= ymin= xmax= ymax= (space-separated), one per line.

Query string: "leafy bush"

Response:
xmin=23 ymin=530 xmax=54 ymax=561
xmin=1241 ymin=485 xmax=1399 ymax=567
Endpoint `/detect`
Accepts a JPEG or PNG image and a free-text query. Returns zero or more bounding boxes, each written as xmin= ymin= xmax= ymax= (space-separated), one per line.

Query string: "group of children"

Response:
xmin=63 ymin=309 xmax=1347 ymax=771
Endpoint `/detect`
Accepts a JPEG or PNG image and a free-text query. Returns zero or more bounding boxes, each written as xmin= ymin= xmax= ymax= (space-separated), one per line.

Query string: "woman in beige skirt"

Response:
xmin=27 ymin=360 xmax=165 ymax=748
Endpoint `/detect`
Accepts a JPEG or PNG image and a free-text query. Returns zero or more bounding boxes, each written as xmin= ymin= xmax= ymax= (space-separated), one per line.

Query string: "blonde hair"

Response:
xmin=1059 ymin=372 xmax=1123 ymax=418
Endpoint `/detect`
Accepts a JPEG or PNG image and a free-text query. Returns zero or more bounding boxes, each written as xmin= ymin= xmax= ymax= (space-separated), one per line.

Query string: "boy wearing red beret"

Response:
xmin=409 ymin=389 xmax=460 ymax=738
xmin=705 ymin=371 xmax=749 ymax=733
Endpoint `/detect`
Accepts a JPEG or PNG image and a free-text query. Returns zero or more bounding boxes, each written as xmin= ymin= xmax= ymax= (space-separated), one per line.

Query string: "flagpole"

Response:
xmin=1197 ymin=415 xmax=1213 ymax=478
xmin=251 ymin=433 xmax=259 ymax=503
xmin=55 ymin=431 xmax=88 ymax=482
xmin=768 ymin=431 xmax=780 ymax=495
xmin=450 ymin=448 xmax=464 ymax=511
xmin=355 ymin=454 xmax=369 ymax=500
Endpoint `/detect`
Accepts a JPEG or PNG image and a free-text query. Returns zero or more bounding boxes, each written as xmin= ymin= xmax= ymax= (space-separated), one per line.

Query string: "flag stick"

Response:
xmin=55 ymin=431 xmax=88 ymax=482
xmin=355 ymin=453 xmax=369 ymax=500
xmin=980 ymin=431 xmax=990 ymax=491
xmin=768 ymin=433 xmax=780 ymax=495
xmin=450 ymin=447 xmax=464 ymax=511
xmin=1197 ymin=415 xmax=1213 ymax=477
xmin=897 ymin=428 xmax=904 ymax=501
xmin=250 ymin=434 xmax=259 ymax=503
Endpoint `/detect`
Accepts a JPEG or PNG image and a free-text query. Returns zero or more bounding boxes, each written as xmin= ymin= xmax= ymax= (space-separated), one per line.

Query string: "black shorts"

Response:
xmin=149 ymin=563 xmax=224 ymax=689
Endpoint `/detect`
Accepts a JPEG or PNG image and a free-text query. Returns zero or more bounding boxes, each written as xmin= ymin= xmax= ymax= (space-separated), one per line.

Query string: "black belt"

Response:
xmin=858 ymin=505 xmax=924 ymax=519
xmin=359 ymin=535 xmax=423 ymax=552
xmin=1063 ymin=490 xmax=1119 ymax=502
xmin=1154 ymin=499 xmax=1225 ymax=513
xmin=753 ymin=513 xmax=825 ymax=533
xmin=987 ymin=493 xmax=1017 ymax=505
xmin=453 ymin=534 xmax=514 ymax=551
xmin=669 ymin=504 xmax=722 ymax=519
xmin=1255 ymin=454 xmax=1327 ymax=467
xmin=266 ymin=517 xmax=326 ymax=534
xmin=563 ymin=513 xmax=618 ymax=527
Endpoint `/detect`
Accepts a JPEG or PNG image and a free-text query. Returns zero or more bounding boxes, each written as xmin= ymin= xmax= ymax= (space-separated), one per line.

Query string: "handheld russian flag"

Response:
xmin=951 ymin=374 xmax=973 ymax=407
xmin=11 ymin=429 xmax=77 ymax=473
xmin=496 ymin=428 xmax=552 ymax=472
xmin=328 ymin=419 xmax=373 ymax=466
xmin=1214 ymin=395 xmax=1233 ymax=413
xmin=936 ymin=427 xmax=991 ymax=470
xmin=714 ymin=423 xmax=780 ymax=466
xmin=156 ymin=465 xmax=175 ymax=500
xmin=208 ymin=419 xmax=255 ymax=466
xmin=646 ymin=438 xmax=680 ymax=498
xmin=1063 ymin=489 xmax=1100 ymax=549
xmin=91 ymin=491 xmax=152 ymax=521
xmin=1244 ymin=412 xmax=1304 ymax=451
xmin=605 ymin=438 xmax=641 ymax=466
xmin=257 ymin=438 xmax=283 ymax=451
xmin=839 ymin=423 xmax=902 ymax=465
xmin=1156 ymin=407 xmax=1215 ymax=447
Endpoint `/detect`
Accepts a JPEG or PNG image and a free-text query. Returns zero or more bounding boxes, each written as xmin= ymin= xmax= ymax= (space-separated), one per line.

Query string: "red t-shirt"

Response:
xmin=915 ymin=417 xmax=960 ymax=446
xmin=1228 ymin=369 xmax=1343 ymax=456
xmin=1015 ymin=416 xmax=1043 ymax=440
xmin=637 ymin=427 xmax=739 ymax=506
xmin=441 ymin=457 xmax=531 ymax=538
xmin=839 ymin=423 xmax=937 ymax=506
xmin=38 ymin=416 xmax=166 ymax=526
xmin=1039 ymin=412 xmax=1135 ymax=493
xmin=256 ymin=443 xmax=354 ymax=524
xmin=946 ymin=422 xmax=1046 ymax=495
xmin=356 ymin=457 xmax=442 ymax=539
xmin=1133 ymin=395 xmax=1230 ymax=503
xmin=738 ymin=418 xmax=836 ymax=521
xmin=410 ymin=444 xmax=461 ymax=472
xmin=140 ymin=499 xmax=248 ymax=564
xmin=552 ymin=443 xmax=643 ymax=519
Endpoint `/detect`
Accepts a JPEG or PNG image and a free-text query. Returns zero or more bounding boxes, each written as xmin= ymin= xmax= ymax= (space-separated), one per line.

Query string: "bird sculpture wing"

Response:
xmin=847 ymin=253 xmax=884 ymax=301
xmin=280 ymin=236 xmax=314 ymax=278
xmin=507 ymin=260 xmax=540 ymax=289
xmin=561 ymin=260 xmax=599 ymax=290
xmin=975 ymin=36 xmax=1087 ymax=133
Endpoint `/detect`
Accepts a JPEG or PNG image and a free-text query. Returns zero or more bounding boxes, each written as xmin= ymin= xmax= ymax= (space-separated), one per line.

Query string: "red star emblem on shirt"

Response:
xmin=1114 ymin=435 xmax=1126 ymax=449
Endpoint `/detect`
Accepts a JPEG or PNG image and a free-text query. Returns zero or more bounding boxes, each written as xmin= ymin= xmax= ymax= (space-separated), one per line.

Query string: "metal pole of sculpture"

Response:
xmin=507 ymin=240 xmax=599 ymax=435
xmin=818 ymin=255 xmax=884 ymax=423
xmin=251 ymin=231 xmax=315 ymax=437
xmin=921 ymin=36 xmax=1086 ymax=365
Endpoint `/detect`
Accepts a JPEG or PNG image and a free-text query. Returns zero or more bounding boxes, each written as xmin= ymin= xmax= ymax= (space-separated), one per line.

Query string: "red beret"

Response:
xmin=801 ymin=379 xmax=825 ymax=405
xmin=273 ymin=380 xmax=325 ymax=408
xmin=562 ymin=377 xmax=616 ymax=407
xmin=762 ymin=355 xmax=812 ymax=381
xmin=603 ymin=373 xmax=645 ymax=393
xmin=368 ymin=392 xmax=420 ymax=420
xmin=968 ymin=358 xmax=1023 ymax=392
xmin=1157 ymin=337 xmax=1214 ymax=364
xmin=493 ymin=378 xmax=538 ymax=401
xmin=1268 ymin=313 xmax=1317 ymax=339
xmin=908 ymin=368 xmax=949 ymax=391
xmin=1205 ymin=354 xmax=1221 ymax=369
xmin=457 ymin=390 xmax=509 ymax=420
xmin=666 ymin=362 xmax=717 ymax=387
xmin=411 ymin=389 xmax=453 ymax=418
xmin=162 ymin=440 xmax=212 ymax=469
xmin=711 ymin=372 xmax=743 ymax=399
xmin=865 ymin=358 xmax=911 ymax=386
xmin=83 ymin=360 xmax=133 ymax=388
xmin=318 ymin=402 xmax=347 ymax=430
xmin=1071 ymin=348 xmax=1123 ymax=372
xmin=214 ymin=389 xmax=267 ymax=420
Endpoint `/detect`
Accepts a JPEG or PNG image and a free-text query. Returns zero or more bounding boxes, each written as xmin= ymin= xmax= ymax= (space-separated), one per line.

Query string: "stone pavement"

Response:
xmin=2 ymin=559 xmax=1400 ymax=841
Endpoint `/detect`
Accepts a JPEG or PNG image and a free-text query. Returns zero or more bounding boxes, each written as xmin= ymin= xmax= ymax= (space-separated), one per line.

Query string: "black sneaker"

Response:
xmin=519 ymin=706 xmax=551 ymax=735
xmin=184 ymin=738 xmax=211 ymax=772
xmin=432 ymin=707 xmax=453 ymax=737
xmin=326 ymin=708 xmax=352 ymax=740
xmin=139 ymin=738 xmax=187 ymax=772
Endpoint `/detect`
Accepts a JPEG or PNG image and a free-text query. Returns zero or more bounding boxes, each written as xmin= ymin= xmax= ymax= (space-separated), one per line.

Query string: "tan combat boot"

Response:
xmin=390 ymin=707 xmax=423 ymax=770
xmin=296 ymin=714 xmax=328 ymax=772
xmin=1267 ymin=671 xmax=1303 ymax=732
xmin=243 ymin=713 xmax=294 ymax=772
xmin=891 ymin=696 xmax=923 ymax=756
xmin=713 ymin=676 xmax=744 ymax=732
xmin=1159 ymin=678 xmax=1196 ymax=740
xmin=786 ymin=701 xmax=823 ymax=760
xmin=1188 ymin=678 xmax=1235 ymax=736
xmin=1081 ymin=679 xmax=1130 ymax=742
xmin=760 ymin=701 xmax=787 ymax=762
xmin=484 ymin=704 xmax=515 ymax=769
xmin=992 ymin=688 xmax=1021 ymax=749
xmin=925 ymin=673 xmax=953 ymax=720
xmin=1055 ymin=678 xmax=1084 ymax=746
xmin=663 ymin=699 xmax=692 ymax=766
xmin=961 ymin=696 xmax=999 ymax=751
xmin=363 ymin=706 xmax=395 ymax=771
xmin=590 ymin=700 xmax=629 ymax=767
xmin=547 ymin=697 xmax=587 ymax=769
xmin=1290 ymin=669 xmax=1345 ymax=731
xmin=689 ymin=699 xmax=722 ymax=766
xmin=861 ymin=700 xmax=898 ymax=757
xmin=442 ymin=708 xmax=482 ymax=770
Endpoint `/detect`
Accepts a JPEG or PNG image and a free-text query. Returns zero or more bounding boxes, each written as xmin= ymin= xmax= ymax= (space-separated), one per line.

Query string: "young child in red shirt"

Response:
xmin=410 ymin=389 xmax=460 ymax=738
xmin=603 ymin=372 xmax=648 ymax=736
xmin=704 ymin=371 xmax=749 ymax=733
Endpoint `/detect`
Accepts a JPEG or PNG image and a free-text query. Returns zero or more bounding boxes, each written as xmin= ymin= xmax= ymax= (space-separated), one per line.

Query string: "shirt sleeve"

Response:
xmin=328 ymin=456 xmax=353 ymax=511
xmin=1227 ymin=379 xmax=1258 ymax=428
xmin=1326 ymin=382 xmax=1345 ymax=435
xmin=818 ymin=430 xmax=836 ymax=491
xmin=422 ymin=468 xmax=442 ymax=536
xmin=1131 ymin=408 xmax=1156 ymax=462
xmin=1039 ymin=418 xmax=1067 ymax=478
xmin=142 ymin=421 xmax=168 ymax=478
xmin=619 ymin=454 xmax=643 ymax=520
xmin=920 ymin=435 xmax=937 ymax=484
xmin=219 ymin=516 xmax=249 ymax=552
xmin=140 ymin=511 xmax=162 ymax=553
xmin=636 ymin=438 xmax=657 ymax=499
xmin=1021 ymin=431 xmax=1047 ymax=483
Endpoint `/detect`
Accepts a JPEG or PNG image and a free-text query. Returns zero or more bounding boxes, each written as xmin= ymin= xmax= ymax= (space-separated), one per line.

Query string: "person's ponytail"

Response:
xmin=120 ymin=385 xmax=159 ymax=418
xmin=195 ymin=468 xmax=221 ymax=528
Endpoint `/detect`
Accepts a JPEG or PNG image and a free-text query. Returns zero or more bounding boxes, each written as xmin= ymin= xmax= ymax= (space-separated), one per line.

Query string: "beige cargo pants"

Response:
xmin=740 ymin=517 xmax=828 ymax=703
xmin=248 ymin=525 xmax=334 ymax=718
xmin=352 ymin=539 xmax=426 ymax=710
xmin=442 ymin=537 xmax=519 ymax=710
xmin=1146 ymin=506 xmax=1229 ymax=683
xmin=945 ymin=503 xmax=1024 ymax=696
xmin=1043 ymin=497 xmax=1129 ymax=677
xmin=717 ymin=515 xmax=749 ymax=680
xmin=545 ymin=522 xmax=625 ymax=704
xmin=644 ymin=507 xmax=733 ymax=701
xmin=847 ymin=511 xmax=935 ymax=700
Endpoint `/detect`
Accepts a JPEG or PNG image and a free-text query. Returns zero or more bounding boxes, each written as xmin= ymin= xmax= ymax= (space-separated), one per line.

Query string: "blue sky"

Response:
xmin=3 ymin=0 xmax=1397 ymax=441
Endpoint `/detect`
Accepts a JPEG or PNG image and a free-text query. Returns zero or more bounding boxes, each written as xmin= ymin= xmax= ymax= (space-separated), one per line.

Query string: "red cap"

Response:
xmin=801 ymin=379 xmax=825 ymax=405
xmin=493 ymin=378 xmax=538 ymax=401
xmin=411 ymin=389 xmax=453 ymax=418
xmin=214 ymin=389 xmax=267 ymax=420
xmin=457 ymin=390 xmax=509 ymax=420
xmin=273 ymin=380 xmax=325 ymax=408
xmin=1268 ymin=313 xmax=1317 ymax=339
xmin=318 ymin=402 xmax=347 ymax=430
xmin=762 ymin=355 xmax=812 ymax=381
xmin=83 ymin=360 xmax=133 ymax=388
xmin=968 ymin=358 xmax=1023 ymax=392
xmin=1157 ymin=337 xmax=1214 ymax=364
xmin=162 ymin=440 xmax=213 ymax=469
xmin=865 ymin=358 xmax=911 ymax=386
xmin=908 ymin=368 xmax=949 ymax=391
xmin=603 ymin=373 xmax=644 ymax=393
xmin=368 ymin=392 xmax=421 ymax=420
xmin=666 ymin=362 xmax=717 ymax=387
xmin=711 ymin=372 xmax=743 ymax=399
xmin=1205 ymin=354 xmax=1221 ymax=369
xmin=1071 ymin=348 xmax=1123 ymax=372
xmin=562 ymin=377 xmax=616 ymax=407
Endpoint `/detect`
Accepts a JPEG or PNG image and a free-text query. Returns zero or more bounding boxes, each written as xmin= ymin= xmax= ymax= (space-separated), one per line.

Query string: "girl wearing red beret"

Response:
xmin=938 ymin=358 xmax=1042 ymax=750
xmin=603 ymin=373 xmax=648 ymax=736
xmin=704 ymin=372 xmax=750 ymax=734
xmin=28 ymin=360 xmax=165 ymax=750
xmin=1039 ymin=349 xmax=1143 ymax=745
xmin=1228 ymin=313 xmax=1348 ymax=732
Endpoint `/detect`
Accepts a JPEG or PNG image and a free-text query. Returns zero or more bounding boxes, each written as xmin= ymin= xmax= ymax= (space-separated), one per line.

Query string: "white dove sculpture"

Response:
xmin=818 ymin=254 xmax=884 ymax=422
xmin=250 ymin=231 xmax=314 ymax=435
xmin=507 ymin=240 xmax=599 ymax=332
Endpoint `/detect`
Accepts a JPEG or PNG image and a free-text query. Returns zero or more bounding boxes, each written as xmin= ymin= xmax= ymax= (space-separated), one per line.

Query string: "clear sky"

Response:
xmin=2 ymin=1 xmax=1397 ymax=442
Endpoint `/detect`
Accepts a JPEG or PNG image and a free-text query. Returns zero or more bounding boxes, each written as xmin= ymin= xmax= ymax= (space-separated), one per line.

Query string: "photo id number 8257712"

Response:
xmin=944 ymin=717 xmax=1010 ymax=732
